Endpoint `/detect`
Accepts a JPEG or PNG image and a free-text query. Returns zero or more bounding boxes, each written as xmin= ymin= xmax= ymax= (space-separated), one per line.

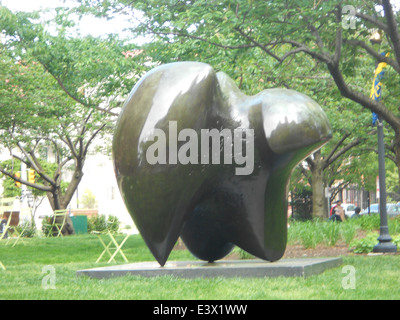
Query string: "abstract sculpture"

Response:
xmin=112 ymin=62 xmax=331 ymax=266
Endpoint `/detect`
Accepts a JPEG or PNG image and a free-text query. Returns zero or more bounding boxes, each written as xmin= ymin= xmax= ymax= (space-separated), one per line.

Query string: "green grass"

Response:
xmin=287 ymin=214 xmax=400 ymax=249
xmin=1 ymin=224 xmax=399 ymax=300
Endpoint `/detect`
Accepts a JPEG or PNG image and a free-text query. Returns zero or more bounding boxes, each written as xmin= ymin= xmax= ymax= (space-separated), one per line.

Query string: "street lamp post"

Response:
xmin=369 ymin=32 xmax=397 ymax=253
xmin=373 ymin=120 xmax=397 ymax=253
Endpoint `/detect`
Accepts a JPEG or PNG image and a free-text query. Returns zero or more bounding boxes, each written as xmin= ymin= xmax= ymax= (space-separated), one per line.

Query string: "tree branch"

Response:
xmin=344 ymin=39 xmax=400 ymax=73
xmin=332 ymin=5 xmax=342 ymax=65
xmin=277 ymin=39 xmax=332 ymax=63
xmin=16 ymin=142 xmax=56 ymax=186
xmin=306 ymin=157 xmax=315 ymax=171
xmin=304 ymin=17 xmax=325 ymax=53
xmin=325 ymin=138 xmax=363 ymax=168
xmin=382 ymin=0 xmax=400 ymax=68
xmin=356 ymin=11 xmax=389 ymax=33
xmin=37 ymin=60 xmax=119 ymax=117
xmin=149 ymin=29 xmax=258 ymax=51
xmin=325 ymin=60 xmax=400 ymax=129
xmin=83 ymin=123 xmax=107 ymax=158
xmin=61 ymin=135 xmax=79 ymax=160
xmin=324 ymin=133 xmax=351 ymax=165
xmin=233 ymin=27 xmax=283 ymax=62
xmin=0 ymin=166 xmax=52 ymax=192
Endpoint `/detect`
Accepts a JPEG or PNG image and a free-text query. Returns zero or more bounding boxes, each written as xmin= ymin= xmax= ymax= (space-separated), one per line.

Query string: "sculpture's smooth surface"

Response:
xmin=113 ymin=62 xmax=332 ymax=266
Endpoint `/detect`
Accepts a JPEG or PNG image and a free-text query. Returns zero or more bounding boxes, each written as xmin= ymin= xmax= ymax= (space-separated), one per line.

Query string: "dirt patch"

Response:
xmin=173 ymin=231 xmax=399 ymax=260
xmin=174 ymin=239 xmax=352 ymax=260
xmin=222 ymin=243 xmax=351 ymax=260
xmin=282 ymin=243 xmax=350 ymax=258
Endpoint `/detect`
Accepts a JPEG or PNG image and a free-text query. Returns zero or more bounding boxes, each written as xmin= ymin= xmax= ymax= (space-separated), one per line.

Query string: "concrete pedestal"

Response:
xmin=77 ymin=257 xmax=342 ymax=279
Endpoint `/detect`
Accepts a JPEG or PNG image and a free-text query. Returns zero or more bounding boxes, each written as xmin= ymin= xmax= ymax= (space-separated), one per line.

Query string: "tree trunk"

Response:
xmin=394 ymin=131 xmax=400 ymax=188
xmin=309 ymin=156 xmax=328 ymax=219
xmin=47 ymin=188 xmax=76 ymax=236
xmin=50 ymin=214 xmax=75 ymax=236
xmin=54 ymin=167 xmax=84 ymax=236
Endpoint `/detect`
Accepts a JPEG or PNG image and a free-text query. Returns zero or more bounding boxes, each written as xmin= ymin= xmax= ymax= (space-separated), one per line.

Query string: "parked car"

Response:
xmin=388 ymin=204 xmax=400 ymax=217
xmin=361 ymin=203 xmax=379 ymax=215
xmin=341 ymin=203 xmax=357 ymax=217
xmin=361 ymin=203 xmax=400 ymax=217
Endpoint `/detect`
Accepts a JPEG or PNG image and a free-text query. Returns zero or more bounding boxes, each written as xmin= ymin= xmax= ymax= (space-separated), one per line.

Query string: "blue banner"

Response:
xmin=370 ymin=52 xmax=389 ymax=125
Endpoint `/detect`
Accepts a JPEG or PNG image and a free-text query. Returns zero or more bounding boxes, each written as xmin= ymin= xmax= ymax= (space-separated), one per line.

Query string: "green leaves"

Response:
xmin=3 ymin=0 xmax=399 ymax=211
xmin=0 ymin=5 xmax=145 ymax=210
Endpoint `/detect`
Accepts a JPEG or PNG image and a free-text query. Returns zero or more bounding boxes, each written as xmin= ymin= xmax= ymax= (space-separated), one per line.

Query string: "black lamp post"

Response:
xmin=373 ymin=120 xmax=397 ymax=253
xmin=370 ymin=32 xmax=397 ymax=253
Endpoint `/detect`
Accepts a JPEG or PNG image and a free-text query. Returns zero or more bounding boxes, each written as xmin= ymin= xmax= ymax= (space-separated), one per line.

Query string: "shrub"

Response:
xmin=298 ymin=220 xmax=324 ymax=248
xmin=340 ymin=222 xmax=359 ymax=245
xmin=87 ymin=214 xmax=106 ymax=233
xmin=393 ymin=234 xmax=400 ymax=248
xmin=107 ymin=215 xmax=120 ymax=233
xmin=350 ymin=233 xmax=379 ymax=254
xmin=322 ymin=221 xmax=340 ymax=246
xmin=357 ymin=214 xmax=381 ymax=231
xmin=16 ymin=221 xmax=37 ymax=238
xmin=41 ymin=216 xmax=52 ymax=236
xmin=291 ymin=188 xmax=313 ymax=221
xmin=233 ymin=247 xmax=255 ymax=260
xmin=87 ymin=214 xmax=120 ymax=233
xmin=389 ymin=217 xmax=400 ymax=234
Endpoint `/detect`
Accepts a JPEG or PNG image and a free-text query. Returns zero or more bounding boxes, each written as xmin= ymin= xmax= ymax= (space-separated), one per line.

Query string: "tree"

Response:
xmin=0 ymin=6 xmax=141 ymax=234
xmin=80 ymin=188 xmax=97 ymax=209
xmin=1 ymin=159 xmax=52 ymax=226
xmin=73 ymin=0 xmax=393 ymax=217
xmin=121 ymin=0 xmax=400 ymax=183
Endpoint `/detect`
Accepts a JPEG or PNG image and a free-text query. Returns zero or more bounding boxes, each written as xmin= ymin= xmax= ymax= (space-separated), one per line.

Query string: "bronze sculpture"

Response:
xmin=113 ymin=62 xmax=332 ymax=266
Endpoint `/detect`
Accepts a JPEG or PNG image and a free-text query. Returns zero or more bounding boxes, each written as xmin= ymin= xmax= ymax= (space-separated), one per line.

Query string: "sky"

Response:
xmin=2 ymin=0 xmax=400 ymax=41
xmin=1 ymin=0 xmax=134 ymax=38
xmin=2 ymin=0 xmax=73 ymax=11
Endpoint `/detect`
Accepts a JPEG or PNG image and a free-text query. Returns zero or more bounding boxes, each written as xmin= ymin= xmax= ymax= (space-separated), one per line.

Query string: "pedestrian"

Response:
xmin=329 ymin=200 xmax=337 ymax=216
xmin=351 ymin=207 xmax=361 ymax=219
xmin=329 ymin=200 xmax=345 ymax=222
xmin=0 ymin=219 xmax=8 ymax=239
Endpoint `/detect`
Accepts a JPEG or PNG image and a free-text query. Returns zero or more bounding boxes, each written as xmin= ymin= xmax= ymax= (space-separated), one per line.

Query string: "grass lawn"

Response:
xmin=1 ymin=230 xmax=399 ymax=300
